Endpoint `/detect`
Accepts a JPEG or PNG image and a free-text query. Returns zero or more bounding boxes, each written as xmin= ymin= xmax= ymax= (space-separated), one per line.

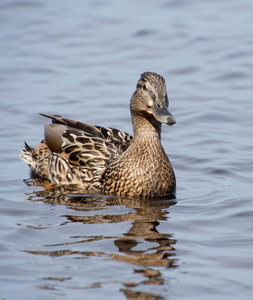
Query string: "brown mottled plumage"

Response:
xmin=21 ymin=72 xmax=176 ymax=198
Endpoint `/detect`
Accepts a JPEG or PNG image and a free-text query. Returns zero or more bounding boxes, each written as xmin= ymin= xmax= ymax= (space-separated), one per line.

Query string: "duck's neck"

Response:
xmin=131 ymin=113 xmax=162 ymax=140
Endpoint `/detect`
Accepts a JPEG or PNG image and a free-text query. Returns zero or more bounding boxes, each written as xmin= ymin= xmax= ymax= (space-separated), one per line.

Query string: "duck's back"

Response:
xmin=21 ymin=114 xmax=133 ymax=190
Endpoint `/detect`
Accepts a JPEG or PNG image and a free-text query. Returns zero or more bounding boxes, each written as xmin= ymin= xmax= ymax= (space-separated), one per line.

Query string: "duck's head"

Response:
xmin=130 ymin=72 xmax=176 ymax=128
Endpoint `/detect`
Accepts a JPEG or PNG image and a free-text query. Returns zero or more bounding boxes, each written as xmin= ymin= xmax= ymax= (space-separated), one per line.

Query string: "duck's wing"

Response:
xmin=41 ymin=113 xmax=133 ymax=168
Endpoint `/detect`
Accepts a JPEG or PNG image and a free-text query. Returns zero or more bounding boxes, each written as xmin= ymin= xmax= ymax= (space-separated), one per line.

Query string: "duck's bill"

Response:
xmin=152 ymin=104 xmax=176 ymax=126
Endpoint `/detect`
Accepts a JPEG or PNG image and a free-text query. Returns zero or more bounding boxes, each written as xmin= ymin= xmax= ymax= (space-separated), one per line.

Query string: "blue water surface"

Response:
xmin=0 ymin=0 xmax=253 ymax=299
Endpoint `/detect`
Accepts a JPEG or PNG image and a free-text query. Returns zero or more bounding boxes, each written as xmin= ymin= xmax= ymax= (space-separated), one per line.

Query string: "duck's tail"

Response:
xmin=20 ymin=140 xmax=52 ymax=180
xmin=20 ymin=142 xmax=36 ymax=169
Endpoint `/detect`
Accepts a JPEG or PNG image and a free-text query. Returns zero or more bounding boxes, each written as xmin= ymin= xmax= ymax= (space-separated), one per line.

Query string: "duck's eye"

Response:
xmin=143 ymin=84 xmax=147 ymax=91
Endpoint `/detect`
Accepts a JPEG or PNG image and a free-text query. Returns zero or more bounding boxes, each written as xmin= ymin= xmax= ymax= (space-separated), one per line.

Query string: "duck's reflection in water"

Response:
xmin=24 ymin=186 xmax=178 ymax=299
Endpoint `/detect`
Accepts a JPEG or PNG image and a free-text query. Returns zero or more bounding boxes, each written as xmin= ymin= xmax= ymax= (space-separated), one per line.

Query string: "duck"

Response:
xmin=21 ymin=72 xmax=176 ymax=198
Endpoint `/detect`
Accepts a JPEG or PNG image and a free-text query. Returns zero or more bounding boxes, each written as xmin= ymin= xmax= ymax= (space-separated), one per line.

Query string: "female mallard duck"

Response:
xmin=21 ymin=72 xmax=176 ymax=198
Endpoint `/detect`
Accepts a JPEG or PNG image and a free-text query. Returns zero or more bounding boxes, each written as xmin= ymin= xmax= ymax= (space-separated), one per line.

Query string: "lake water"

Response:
xmin=1 ymin=0 xmax=253 ymax=299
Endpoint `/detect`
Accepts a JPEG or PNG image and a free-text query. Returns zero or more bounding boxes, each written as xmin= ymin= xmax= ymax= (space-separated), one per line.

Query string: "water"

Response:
xmin=1 ymin=0 xmax=253 ymax=299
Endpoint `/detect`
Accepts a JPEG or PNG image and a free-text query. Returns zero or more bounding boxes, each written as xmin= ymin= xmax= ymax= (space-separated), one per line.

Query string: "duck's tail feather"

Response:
xmin=20 ymin=142 xmax=35 ymax=167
